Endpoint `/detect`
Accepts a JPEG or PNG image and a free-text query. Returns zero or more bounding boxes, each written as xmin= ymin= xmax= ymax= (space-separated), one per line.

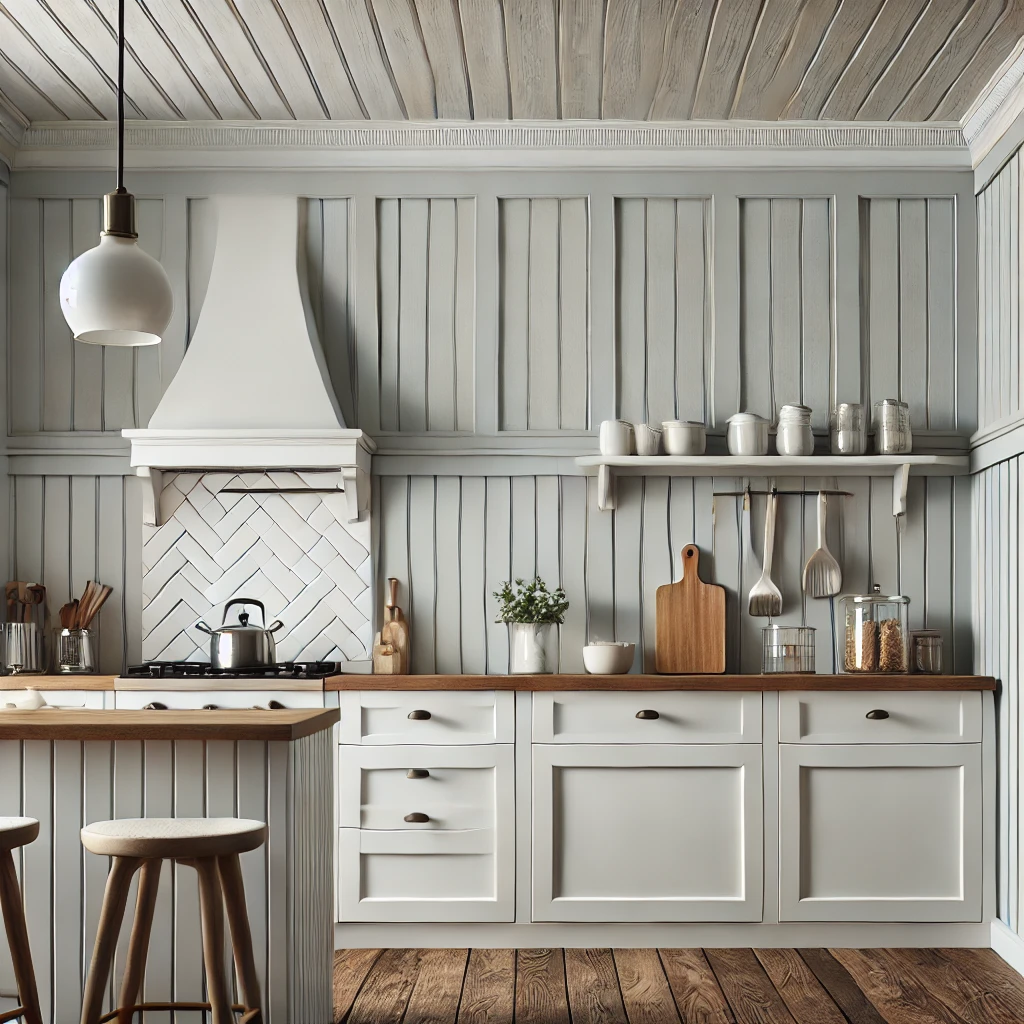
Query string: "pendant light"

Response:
xmin=59 ymin=0 xmax=172 ymax=347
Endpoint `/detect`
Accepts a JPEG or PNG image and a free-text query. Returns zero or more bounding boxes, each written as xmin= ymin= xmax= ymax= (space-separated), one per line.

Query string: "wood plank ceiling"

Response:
xmin=0 ymin=0 xmax=1021 ymax=128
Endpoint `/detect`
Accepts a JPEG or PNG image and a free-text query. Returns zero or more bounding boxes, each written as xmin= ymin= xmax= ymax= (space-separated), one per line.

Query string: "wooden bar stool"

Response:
xmin=80 ymin=817 xmax=267 ymax=1024
xmin=0 ymin=818 xmax=42 ymax=1024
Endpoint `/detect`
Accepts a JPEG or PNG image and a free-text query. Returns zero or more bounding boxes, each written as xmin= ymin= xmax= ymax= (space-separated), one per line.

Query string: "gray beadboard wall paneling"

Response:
xmin=499 ymin=197 xmax=589 ymax=430
xmin=738 ymin=198 xmax=833 ymax=427
xmin=7 ymin=473 xmax=139 ymax=673
xmin=977 ymin=153 xmax=1022 ymax=432
xmin=860 ymin=196 xmax=960 ymax=430
xmin=615 ymin=197 xmax=712 ymax=426
xmin=378 ymin=197 xmax=475 ymax=432
xmin=375 ymin=472 xmax=971 ymax=677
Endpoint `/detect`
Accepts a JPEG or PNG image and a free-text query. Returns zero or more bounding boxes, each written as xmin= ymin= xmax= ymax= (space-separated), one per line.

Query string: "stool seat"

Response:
xmin=0 ymin=817 xmax=39 ymax=852
xmin=81 ymin=818 xmax=266 ymax=859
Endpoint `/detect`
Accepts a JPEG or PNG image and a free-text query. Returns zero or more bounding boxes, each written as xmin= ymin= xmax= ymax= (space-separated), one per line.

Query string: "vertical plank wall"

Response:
xmin=975 ymin=146 xmax=1024 ymax=941
xmin=5 ymin=169 xmax=975 ymax=678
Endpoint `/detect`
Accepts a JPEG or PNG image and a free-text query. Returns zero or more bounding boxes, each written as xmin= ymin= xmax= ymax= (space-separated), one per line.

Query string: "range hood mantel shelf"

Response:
xmin=123 ymin=427 xmax=375 ymax=526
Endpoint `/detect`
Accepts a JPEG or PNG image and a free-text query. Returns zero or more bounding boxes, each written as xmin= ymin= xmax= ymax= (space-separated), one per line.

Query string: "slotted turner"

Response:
xmin=748 ymin=493 xmax=782 ymax=618
xmin=802 ymin=491 xmax=842 ymax=598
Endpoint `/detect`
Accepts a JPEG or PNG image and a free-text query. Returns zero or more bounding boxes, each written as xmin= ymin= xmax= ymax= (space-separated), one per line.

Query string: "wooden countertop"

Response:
xmin=0 ymin=675 xmax=116 ymax=690
xmin=326 ymin=673 xmax=997 ymax=691
xmin=0 ymin=707 xmax=339 ymax=741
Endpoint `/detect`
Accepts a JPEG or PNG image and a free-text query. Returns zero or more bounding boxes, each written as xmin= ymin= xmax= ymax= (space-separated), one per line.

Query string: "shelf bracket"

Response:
xmin=892 ymin=463 xmax=911 ymax=518
xmin=341 ymin=466 xmax=371 ymax=522
xmin=597 ymin=464 xmax=617 ymax=511
xmin=137 ymin=467 xmax=163 ymax=527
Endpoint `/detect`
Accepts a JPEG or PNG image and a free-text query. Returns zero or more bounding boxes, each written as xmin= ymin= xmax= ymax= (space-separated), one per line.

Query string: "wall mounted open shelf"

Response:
xmin=575 ymin=454 xmax=971 ymax=516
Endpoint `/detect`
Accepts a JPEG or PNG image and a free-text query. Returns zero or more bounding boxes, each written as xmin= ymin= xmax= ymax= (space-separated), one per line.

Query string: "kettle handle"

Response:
xmin=222 ymin=597 xmax=265 ymax=626
xmin=195 ymin=621 xmax=215 ymax=635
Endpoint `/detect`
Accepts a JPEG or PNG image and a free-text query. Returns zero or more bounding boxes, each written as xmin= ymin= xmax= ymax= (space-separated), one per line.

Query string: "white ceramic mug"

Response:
xmin=662 ymin=420 xmax=706 ymax=455
xmin=599 ymin=419 xmax=635 ymax=456
xmin=633 ymin=423 xmax=662 ymax=456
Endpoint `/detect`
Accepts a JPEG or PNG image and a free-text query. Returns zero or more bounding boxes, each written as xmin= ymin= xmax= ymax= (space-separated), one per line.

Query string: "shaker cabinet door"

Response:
xmin=531 ymin=744 xmax=763 ymax=922
xmin=778 ymin=743 xmax=982 ymax=922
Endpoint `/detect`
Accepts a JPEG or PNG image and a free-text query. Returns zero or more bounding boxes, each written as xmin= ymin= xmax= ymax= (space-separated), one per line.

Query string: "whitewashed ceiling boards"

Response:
xmin=0 ymin=0 xmax=1021 ymax=129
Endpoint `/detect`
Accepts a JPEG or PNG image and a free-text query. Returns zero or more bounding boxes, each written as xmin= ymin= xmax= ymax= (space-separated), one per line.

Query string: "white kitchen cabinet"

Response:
xmin=778 ymin=690 xmax=981 ymax=744
xmin=339 ymin=690 xmax=514 ymax=744
xmin=533 ymin=690 xmax=761 ymax=743
xmin=337 ymin=743 xmax=515 ymax=922
xmin=779 ymin=743 xmax=982 ymax=922
xmin=532 ymin=743 xmax=763 ymax=922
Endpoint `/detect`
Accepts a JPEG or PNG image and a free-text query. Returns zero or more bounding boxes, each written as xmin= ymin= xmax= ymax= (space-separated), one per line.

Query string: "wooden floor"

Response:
xmin=333 ymin=947 xmax=1024 ymax=1023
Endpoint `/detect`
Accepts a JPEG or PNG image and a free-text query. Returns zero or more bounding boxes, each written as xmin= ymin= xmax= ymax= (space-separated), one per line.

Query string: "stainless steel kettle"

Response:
xmin=195 ymin=598 xmax=284 ymax=670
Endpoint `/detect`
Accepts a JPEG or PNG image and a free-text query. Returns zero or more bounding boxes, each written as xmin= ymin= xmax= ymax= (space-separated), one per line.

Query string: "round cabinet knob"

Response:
xmin=636 ymin=709 xmax=660 ymax=720
xmin=865 ymin=709 xmax=890 ymax=720
xmin=404 ymin=812 xmax=430 ymax=823
xmin=407 ymin=769 xmax=430 ymax=780
xmin=407 ymin=709 xmax=431 ymax=721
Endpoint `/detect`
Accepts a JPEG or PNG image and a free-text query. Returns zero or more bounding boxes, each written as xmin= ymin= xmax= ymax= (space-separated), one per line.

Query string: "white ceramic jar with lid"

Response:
xmin=776 ymin=403 xmax=814 ymax=456
xmin=662 ymin=420 xmax=706 ymax=455
xmin=727 ymin=412 xmax=770 ymax=455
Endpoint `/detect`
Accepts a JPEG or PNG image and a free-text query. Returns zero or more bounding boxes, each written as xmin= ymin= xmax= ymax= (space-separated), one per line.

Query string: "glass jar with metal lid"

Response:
xmin=841 ymin=585 xmax=910 ymax=673
xmin=873 ymin=399 xmax=913 ymax=454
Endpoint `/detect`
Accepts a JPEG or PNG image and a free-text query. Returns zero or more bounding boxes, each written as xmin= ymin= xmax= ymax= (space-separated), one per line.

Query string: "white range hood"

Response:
xmin=124 ymin=195 xmax=373 ymax=525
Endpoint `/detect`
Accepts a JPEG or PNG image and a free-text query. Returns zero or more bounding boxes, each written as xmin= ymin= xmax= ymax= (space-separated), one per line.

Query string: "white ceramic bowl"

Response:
xmin=662 ymin=420 xmax=706 ymax=455
xmin=582 ymin=642 xmax=636 ymax=674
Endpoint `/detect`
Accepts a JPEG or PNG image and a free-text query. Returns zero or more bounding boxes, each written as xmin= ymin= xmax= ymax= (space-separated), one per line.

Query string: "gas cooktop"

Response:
xmin=116 ymin=661 xmax=340 ymax=691
xmin=123 ymin=661 xmax=340 ymax=679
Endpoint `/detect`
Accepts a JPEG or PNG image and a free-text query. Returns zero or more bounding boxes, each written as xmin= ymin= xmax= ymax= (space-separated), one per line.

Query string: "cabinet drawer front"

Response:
xmin=532 ymin=744 xmax=763 ymax=922
xmin=778 ymin=743 xmax=982 ymax=922
xmin=339 ymin=691 xmax=514 ymax=744
xmin=337 ymin=827 xmax=513 ymax=922
xmin=779 ymin=691 xmax=981 ymax=743
xmin=338 ymin=744 xmax=512 ymax=830
xmin=533 ymin=691 xmax=761 ymax=743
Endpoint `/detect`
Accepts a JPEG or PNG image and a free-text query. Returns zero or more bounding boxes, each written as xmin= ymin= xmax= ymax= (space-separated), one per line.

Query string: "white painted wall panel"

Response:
xmin=499 ymin=197 xmax=589 ymax=429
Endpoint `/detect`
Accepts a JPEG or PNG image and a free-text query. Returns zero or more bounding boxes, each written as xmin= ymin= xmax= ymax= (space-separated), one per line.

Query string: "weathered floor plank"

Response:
xmin=516 ymin=948 xmax=571 ymax=1024
xmin=331 ymin=947 xmax=1021 ymax=1024
xmin=333 ymin=948 xmax=383 ymax=1024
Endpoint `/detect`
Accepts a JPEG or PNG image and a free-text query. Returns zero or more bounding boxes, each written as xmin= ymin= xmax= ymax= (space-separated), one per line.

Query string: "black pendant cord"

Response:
xmin=116 ymin=0 xmax=125 ymax=193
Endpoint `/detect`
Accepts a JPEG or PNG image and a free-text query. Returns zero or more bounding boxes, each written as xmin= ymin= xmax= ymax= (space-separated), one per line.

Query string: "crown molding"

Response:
xmin=10 ymin=119 xmax=970 ymax=171
xmin=964 ymin=40 xmax=1024 ymax=191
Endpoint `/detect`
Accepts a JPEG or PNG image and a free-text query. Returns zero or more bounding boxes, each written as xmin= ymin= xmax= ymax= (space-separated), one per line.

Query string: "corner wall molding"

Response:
xmin=964 ymin=41 xmax=1024 ymax=190
xmin=12 ymin=119 xmax=971 ymax=171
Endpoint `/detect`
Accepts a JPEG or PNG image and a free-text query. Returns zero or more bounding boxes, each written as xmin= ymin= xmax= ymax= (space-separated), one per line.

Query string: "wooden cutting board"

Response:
xmin=655 ymin=545 xmax=726 ymax=674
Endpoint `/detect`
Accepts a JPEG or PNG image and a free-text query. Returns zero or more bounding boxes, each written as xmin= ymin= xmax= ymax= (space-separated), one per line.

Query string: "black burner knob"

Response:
xmin=142 ymin=702 xmax=167 ymax=711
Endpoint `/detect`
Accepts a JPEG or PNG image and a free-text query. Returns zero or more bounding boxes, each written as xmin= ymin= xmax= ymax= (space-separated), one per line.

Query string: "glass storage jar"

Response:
xmin=776 ymin=404 xmax=814 ymax=456
xmin=830 ymin=402 xmax=867 ymax=454
xmin=761 ymin=625 xmax=815 ymax=673
xmin=873 ymin=399 xmax=913 ymax=454
xmin=841 ymin=585 xmax=910 ymax=672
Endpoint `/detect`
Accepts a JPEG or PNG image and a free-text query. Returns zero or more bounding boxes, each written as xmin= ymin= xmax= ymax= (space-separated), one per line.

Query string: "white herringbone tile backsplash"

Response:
xmin=142 ymin=472 xmax=373 ymax=663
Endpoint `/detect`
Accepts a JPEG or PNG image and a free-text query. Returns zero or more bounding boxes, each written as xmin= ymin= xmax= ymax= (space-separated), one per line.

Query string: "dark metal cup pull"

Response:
xmin=404 ymin=812 xmax=430 ymax=823
xmin=636 ymin=709 xmax=660 ymax=720
xmin=408 ymin=709 xmax=431 ymax=720
xmin=407 ymin=769 xmax=430 ymax=779
xmin=865 ymin=709 xmax=890 ymax=720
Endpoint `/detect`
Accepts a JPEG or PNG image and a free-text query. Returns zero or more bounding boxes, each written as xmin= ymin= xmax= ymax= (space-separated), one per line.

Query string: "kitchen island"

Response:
xmin=0 ymin=707 xmax=337 ymax=1024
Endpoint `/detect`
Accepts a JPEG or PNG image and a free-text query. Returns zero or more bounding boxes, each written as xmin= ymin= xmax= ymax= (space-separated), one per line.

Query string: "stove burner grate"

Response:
xmin=124 ymin=661 xmax=339 ymax=680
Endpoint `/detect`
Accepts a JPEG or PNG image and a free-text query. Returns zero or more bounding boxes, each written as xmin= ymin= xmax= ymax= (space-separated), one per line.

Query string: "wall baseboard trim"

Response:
xmin=11 ymin=119 xmax=971 ymax=172
xmin=991 ymin=920 xmax=1024 ymax=976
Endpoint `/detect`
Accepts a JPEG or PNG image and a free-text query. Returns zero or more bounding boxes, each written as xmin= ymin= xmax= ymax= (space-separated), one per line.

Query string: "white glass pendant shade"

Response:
xmin=60 ymin=233 xmax=173 ymax=347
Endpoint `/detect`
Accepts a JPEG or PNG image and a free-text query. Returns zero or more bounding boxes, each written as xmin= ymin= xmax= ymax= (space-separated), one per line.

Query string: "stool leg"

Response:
xmin=0 ymin=849 xmax=42 ymax=1024
xmin=81 ymin=856 xmax=141 ymax=1024
xmin=218 ymin=854 xmax=262 ymax=1019
xmin=195 ymin=858 xmax=232 ymax=1024
xmin=117 ymin=859 xmax=162 ymax=1024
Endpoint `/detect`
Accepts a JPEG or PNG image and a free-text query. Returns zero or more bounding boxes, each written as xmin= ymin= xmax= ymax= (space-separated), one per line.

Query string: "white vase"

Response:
xmin=509 ymin=622 xmax=558 ymax=674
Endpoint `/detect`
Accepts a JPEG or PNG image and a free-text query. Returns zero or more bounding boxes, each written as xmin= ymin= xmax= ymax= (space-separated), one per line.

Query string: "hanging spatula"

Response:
xmin=748 ymin=493 xmax=782 ymax=618
xmin=802 ymin=492 xmax=842 ymax=598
